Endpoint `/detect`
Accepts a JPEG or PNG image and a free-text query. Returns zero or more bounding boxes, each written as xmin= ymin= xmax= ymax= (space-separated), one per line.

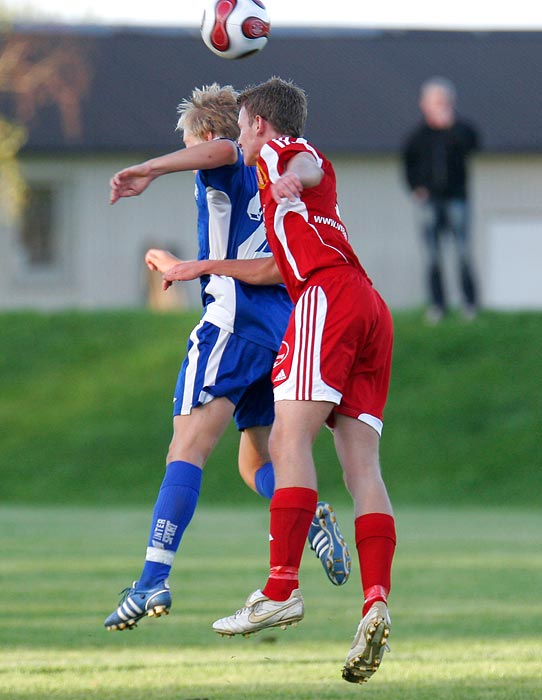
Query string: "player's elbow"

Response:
xmin=258 ymin=258 xmax=283 ymax=285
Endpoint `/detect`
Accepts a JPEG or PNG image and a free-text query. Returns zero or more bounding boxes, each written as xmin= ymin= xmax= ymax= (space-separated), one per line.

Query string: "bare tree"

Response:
xmin=0 ymin=34 xmax=92 ymax=139
xmin=0 ymin=115 xmax=26 ymax=221
xmin=0 ymin=17 xmax=92 ymax=220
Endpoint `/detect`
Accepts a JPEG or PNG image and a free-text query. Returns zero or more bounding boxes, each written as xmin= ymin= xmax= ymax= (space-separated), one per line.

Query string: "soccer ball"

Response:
xmin=200 ymin=0 xmax=270 ymax=60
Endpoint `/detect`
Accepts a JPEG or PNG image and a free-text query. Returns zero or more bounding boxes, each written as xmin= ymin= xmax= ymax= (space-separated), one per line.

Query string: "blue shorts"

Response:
xmin=173 ymin=320 xmax=276 ymax=431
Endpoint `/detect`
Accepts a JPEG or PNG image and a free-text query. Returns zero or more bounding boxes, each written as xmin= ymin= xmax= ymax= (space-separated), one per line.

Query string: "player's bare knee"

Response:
xmin=166 ymin=434 xmax=214 ymax=467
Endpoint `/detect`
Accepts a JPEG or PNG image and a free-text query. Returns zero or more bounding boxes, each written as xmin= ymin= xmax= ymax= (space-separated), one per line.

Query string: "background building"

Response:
xmin=1 ymin=25 xmax=541 ymax=310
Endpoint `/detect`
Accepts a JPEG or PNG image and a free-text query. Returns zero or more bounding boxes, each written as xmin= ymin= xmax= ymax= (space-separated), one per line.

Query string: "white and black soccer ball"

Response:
xmin=200 ymin=0 xmax=270 ymax=60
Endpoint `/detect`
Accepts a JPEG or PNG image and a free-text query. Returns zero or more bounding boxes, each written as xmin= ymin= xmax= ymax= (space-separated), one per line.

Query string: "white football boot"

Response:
xmin=213 ymin=588 xmax=304 ymax=637
xmin=342 ymin=601 xmax=391 ymax=683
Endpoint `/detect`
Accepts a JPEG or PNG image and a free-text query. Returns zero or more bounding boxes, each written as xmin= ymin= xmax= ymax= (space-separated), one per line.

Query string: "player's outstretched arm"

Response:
xmin=110 ymin=140 xmax=238 ymax=204
xmin=163 ymin=256 xmax=283 ymax=288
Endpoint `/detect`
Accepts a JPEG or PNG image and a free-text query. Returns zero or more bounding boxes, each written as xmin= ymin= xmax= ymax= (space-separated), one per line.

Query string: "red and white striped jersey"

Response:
xmin=256 ymin=136 xmax=371 ymax=301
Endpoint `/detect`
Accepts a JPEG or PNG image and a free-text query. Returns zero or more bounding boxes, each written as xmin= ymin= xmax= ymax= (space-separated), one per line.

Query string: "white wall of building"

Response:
xmin=473 ymin=155 xmax=542 ymax=310
xmin=0 ymin=155 xmax=201 ymax=310
xmin=1 ymin=152 xmax=540 ymax=312
xmin=334 ymin=152 xmax=542 ymax=311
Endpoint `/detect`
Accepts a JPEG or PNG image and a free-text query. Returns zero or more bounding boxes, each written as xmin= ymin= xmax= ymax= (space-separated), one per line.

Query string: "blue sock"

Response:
xmin=254 ymin=461 xmax=275 ymax=499
xmin=138 ymin=460 xmax=202 ymax=589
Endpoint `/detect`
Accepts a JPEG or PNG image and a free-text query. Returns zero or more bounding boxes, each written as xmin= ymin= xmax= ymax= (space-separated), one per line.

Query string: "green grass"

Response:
xmin=386 ymin=310 xmax=542 ymax=505
xmin=1 ymin=309 xmax=540 ymax=697
xmin=1 ymin=308 xmax=541 ymax=506
xmin=0 ymin=504 xmax=541 ymax=699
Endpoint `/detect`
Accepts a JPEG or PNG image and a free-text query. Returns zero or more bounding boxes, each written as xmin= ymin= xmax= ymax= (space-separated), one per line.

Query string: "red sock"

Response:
xmin=355 ymin=513 xmax=396 ymax=616
xmin=262 ymin=487 xmax=318 ymax=601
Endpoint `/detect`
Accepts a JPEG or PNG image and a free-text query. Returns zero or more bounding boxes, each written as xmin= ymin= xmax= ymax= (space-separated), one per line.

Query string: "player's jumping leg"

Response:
xmin=240 ymin=428 xmax=351 ymax=586
xmin=105 ymin=398 xmax=233 ymax=630
xmin=103 ymin=459 xmax=201 ymax=630
xmin=213 ymin=400 xmax=329 ymax=636
xmin=336 ymin=416 xmax=396 ymax=683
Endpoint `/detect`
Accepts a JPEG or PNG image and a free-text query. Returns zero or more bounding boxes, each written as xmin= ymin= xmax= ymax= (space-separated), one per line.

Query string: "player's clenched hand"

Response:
xmin=110 ymin=163 xmax=156 ymax=204
xmin=270 ymin=153 xmax=323 ymax=204
xmin=270 ymin=172 xmax=304 ymax=204
xmin=145 ymin=249 xmax=180 ymax=273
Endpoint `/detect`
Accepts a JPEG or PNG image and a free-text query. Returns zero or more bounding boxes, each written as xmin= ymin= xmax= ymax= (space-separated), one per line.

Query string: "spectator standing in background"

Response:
xmin=402 ymin=77 xmax=480 ymax=323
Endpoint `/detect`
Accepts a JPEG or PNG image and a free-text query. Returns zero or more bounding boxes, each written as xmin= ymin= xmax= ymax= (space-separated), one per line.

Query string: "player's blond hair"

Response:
xmin=239 ymin=77 xmax=307 ymax=138
xmin=176 ymin=83 xmax=240 ymax=140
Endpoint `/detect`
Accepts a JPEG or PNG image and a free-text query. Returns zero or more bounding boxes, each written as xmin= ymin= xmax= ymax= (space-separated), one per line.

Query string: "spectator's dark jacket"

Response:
xmin=402 ymin=119 xmax=480 ymax=199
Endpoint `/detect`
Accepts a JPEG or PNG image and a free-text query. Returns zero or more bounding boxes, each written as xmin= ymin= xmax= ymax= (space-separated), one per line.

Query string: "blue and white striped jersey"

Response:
xmin=194 ymin=142 xmax=292 ymax=352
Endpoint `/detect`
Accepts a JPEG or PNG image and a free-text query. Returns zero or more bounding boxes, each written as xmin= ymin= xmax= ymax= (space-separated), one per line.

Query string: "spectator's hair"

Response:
xmin=420 ymin=76 xmax=457 ymax=104
xmin=238 ymin=77 xmax=307 ymax=137
xmin=176 ymin=83 xmax=240 ymax=140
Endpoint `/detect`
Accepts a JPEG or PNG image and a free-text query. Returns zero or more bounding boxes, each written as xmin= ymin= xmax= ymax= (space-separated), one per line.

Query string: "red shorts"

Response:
xmin=272 ymin=267 xmax=393 ymax=434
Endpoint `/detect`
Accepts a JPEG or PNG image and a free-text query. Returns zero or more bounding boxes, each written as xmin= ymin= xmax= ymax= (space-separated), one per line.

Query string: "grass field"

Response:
xmin=1 ymin=504 xmax=541 ymax=700
xmin=1 ymin=310 xmax=541 ymax=697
